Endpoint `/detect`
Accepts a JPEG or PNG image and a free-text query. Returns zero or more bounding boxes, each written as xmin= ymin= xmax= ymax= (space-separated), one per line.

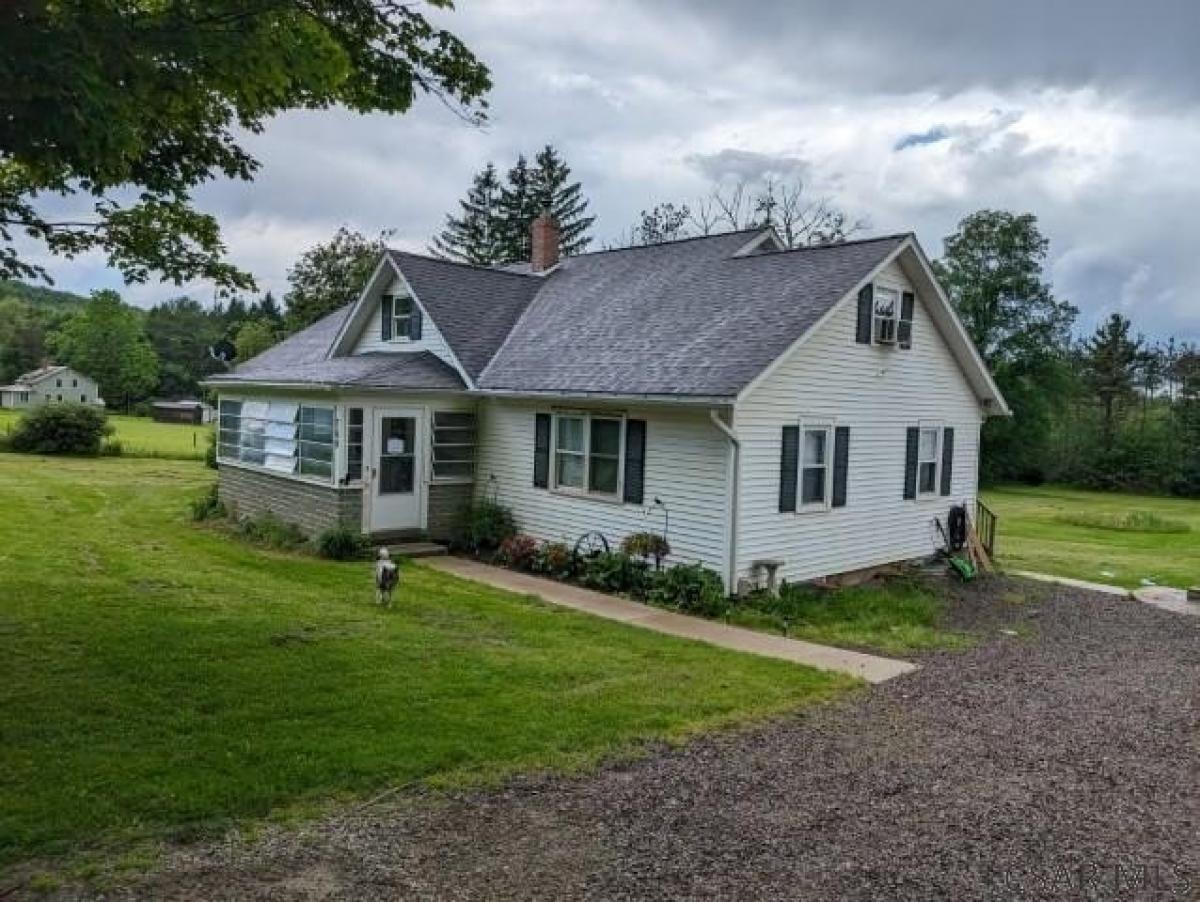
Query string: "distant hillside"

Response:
xmin=0 ymin=280 xmax=89 ymax=311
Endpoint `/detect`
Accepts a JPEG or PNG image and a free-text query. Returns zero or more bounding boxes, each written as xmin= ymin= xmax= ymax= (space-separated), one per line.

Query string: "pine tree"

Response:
xmin=1083 ymin=313 xmax=1143 ymax=450
xmin=530 ymin=144 xmax=594 ymax=257
xmin=495 ymin=154 xmax=537 ymax=263
xmin=430 ymin=163 xmax=504 ymax=264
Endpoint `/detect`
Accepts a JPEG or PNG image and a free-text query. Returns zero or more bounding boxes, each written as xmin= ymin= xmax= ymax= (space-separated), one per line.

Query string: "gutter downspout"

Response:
xmin=709 ymin=409 xmax=740 ymax=594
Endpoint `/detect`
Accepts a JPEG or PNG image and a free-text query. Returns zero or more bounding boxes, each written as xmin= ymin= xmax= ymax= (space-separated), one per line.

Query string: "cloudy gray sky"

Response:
xmin=31 ymin=0 xmax=1200 ymax=340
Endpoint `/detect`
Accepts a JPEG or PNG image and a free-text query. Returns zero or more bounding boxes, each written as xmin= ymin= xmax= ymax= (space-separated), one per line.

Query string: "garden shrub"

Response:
xmin=99 ymin=438 xmax=124 ymax=457
xmin=189 ymin=483 xmax=226 ymax=522
xmin=236 ymin=511 xmax=307 ymax=551
xmin=315 ymin=523 xmax=372 ymax=560
xmin=454 ymin=499 xmax=517 ymax=553
xmin=647 ymin=563 xmax=728 ymax=618
xmin=204 ymin=430 xmax=218 ymax=469
xmin=496 ymin=533 xmax=539 ymax=570
xmin=7 ymin=404 xmax=111 ymax=455
xmin=533 ymin=541 xmax=576 ymax=579
xmin=579 ymin=551 xmax=650 ymax=595
xmin=620 ymin=532 xmax=671 ymax=570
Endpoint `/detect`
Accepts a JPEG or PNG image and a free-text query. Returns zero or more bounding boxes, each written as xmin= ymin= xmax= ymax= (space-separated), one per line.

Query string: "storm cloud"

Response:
xmin=31 ymin=0 xmax=1200 ymax=340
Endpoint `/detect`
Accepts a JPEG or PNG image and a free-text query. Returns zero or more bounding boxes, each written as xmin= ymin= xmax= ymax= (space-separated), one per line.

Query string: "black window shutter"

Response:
xmin=381 ymin=295 xmax=393 ymax=342
xmin=533 ymin=413 xmax=551 ymax=488
xmin=832 ymin=426 xmax=850 ymax=508
xmin=940 ymin=427 xmax=955 ymax=496
xmin=903 ymin=427 xmax=919 ymax=500
xmin=623 ymin=419 xmax=646 ymax=504
xmin=899 ymin=291 xmax=915 ymax=349
xmin=779 ymin=425 xmax=799 ymax=512
xmin=855 ymin=284 xmax=874 ymax=344
xmin=409 ymin=304 xmax=423 ymax=340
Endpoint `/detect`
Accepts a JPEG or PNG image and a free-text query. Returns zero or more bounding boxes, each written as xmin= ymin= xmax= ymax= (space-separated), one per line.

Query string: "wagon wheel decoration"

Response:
xmin=573 ymin=531 xmax=610 ymax=561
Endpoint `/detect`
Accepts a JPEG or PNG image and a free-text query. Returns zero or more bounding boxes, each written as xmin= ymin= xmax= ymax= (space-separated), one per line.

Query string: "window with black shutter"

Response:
xmin=533 ymin=413 xmax=551 ymax=488
xmin=779 ymin=425 xmax=799 ymax=512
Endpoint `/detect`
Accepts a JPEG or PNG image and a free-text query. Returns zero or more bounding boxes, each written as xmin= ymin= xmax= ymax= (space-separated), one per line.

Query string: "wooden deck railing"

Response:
xmin=975 ymin=499 xmax=998 ymax=558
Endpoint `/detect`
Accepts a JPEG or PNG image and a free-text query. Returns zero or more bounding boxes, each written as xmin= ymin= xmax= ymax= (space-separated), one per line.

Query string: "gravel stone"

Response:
xmin=53 ymin=579 xmax=1200 ymax=900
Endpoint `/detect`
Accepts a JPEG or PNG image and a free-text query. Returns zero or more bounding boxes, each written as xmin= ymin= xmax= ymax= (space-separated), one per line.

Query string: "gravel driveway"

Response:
xmin=66 ymin=580 xmax=1200 ymax=900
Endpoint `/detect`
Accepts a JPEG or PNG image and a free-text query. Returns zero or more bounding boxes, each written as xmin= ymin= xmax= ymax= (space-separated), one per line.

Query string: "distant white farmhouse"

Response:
xmin=0 ymin=365 xmax=104 ymax=409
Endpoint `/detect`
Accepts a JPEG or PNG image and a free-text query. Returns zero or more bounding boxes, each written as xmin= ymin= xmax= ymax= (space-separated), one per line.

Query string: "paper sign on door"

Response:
xmin=387 ymin=438 xmax=406 ymax=454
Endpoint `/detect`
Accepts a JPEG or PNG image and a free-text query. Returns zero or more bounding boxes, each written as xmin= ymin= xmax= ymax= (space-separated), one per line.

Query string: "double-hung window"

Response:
xmin=800 ymin=425 xmax=832 ymax=507
xmin=873 ymin=287 xmax=899 ymax=344
xmin=917 ymin=426 xmax=940 ymax=495
xmin=553 ymin=413 xmax=623 ymax=497
xmin=388 ymin=295 xmax=412 ymax=339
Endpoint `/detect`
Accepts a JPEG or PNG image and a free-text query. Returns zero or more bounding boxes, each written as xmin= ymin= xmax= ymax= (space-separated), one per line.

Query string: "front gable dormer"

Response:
xmin=328 ymin=253 xmax=473 ymax=387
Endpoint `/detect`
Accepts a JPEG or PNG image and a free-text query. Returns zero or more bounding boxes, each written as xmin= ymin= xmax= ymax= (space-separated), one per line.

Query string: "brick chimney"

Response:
xmin=530 ymin=212 xmax=560 ymax=272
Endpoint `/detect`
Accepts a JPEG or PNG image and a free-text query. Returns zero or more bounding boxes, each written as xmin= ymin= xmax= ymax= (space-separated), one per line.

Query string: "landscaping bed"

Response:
xmin=460 ymin=501 xmax=971 ymax=656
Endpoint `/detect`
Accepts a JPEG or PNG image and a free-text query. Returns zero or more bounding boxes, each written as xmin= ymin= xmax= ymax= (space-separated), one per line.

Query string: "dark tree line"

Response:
xmin=936 ymin=210 xmax=1200 ymax=496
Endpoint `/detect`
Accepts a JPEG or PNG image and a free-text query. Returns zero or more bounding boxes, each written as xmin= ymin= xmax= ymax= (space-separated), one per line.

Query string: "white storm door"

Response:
xmin=369 ymin=408 xmax=423 ymax=532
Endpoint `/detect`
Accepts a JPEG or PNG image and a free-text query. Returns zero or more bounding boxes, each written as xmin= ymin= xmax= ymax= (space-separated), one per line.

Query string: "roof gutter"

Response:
xmin=708 ymin=409 xmax=740 ymax=594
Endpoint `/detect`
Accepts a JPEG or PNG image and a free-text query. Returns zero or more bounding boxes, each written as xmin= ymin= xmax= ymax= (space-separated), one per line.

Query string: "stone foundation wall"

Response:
xmin=219 ymin=464 xmax=362 ymax=536
xmin=427 ymin=481 xmax=472 ymax=541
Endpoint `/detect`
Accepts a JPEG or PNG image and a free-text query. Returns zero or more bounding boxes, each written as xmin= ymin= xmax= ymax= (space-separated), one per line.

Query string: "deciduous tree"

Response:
xmin=0 ymin=1 xmax=490 ymax=289
xmin=49 ymin=290 xmax=158 ymax=410
xmin=284 ymin=228 xmax=388 ymax=332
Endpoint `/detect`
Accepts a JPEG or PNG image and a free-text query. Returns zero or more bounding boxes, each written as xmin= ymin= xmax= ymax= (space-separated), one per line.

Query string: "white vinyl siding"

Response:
xmin=350 ymin=275 xmax=459 ymax=367
xmin=735 ymin=257 xmax=985 ymax=585
xmin=475 ymin=399 xmax=731 ymax=575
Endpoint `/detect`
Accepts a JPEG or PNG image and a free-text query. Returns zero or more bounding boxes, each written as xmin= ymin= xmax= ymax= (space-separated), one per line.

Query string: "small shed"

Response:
xmin=151 ymin=400 xmax=211 ymax=425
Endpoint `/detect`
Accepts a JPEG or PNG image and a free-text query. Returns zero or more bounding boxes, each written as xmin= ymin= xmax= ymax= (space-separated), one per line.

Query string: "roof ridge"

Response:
xmin=735 ymin=232 xmax=912 ymax=259
xmin=387 ymin=249 xmax=537 ymax=280
xmin=571 ymin=227 xmax=767 ymax=260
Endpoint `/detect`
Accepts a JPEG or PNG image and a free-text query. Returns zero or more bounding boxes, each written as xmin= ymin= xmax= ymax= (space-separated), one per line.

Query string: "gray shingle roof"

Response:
xmin=208 ymin=305 xmax=464 ymax=390
xmin=388 ymin=251 xmax=542 ymax=379
xmin=478 ymin=232 xmax=908 ymax=397
xmin=209 ymin=230 xmax=909 ymax=397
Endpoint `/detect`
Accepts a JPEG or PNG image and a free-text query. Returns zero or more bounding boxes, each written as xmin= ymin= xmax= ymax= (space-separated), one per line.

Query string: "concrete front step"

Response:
xmin=386 ymin=542 xmax=448 ymax=559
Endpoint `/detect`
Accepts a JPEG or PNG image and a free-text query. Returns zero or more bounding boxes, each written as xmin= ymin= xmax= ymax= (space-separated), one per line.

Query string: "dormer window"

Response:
xmin=389 ymin=295 xmax=411 ymax=338
xmin=859 ymin=284 xmax=915 ymax=349
xmin=873 ymin=287 xmax=899 ymax=344
xmin=381 ymin=294 xmax=422 ymax=342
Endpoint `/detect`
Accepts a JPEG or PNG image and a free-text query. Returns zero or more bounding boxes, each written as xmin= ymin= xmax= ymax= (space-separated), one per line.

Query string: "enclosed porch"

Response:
xmin=214 ymin=391 xmax=477 ymax=542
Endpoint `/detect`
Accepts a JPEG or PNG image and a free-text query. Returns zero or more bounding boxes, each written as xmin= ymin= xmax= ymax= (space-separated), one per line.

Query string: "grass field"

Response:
xmin=984 ymin=485 xmax=1200 ymax=589
xmin=0 ymin=408 xmax=209 ymax=460
xmin=0 ymin=455 xmax=851 ymax=870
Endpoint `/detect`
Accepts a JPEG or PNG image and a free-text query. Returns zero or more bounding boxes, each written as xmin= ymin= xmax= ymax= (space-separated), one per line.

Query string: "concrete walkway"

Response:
xmin=1012 ymin=569 xmax=1200 ymax=618
xmin=1011 ymin=570 xmax=1132 ymax=597
xmin=1132 ymin=585 xmax=1200 ymax=617
xmin=423 ymin=557 xmax=917 ymax=684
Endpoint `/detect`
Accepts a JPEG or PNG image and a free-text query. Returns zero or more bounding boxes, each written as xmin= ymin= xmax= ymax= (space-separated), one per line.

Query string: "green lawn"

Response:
xmin=0 ymin=408 xmax=209 ymax=460
xmin=984 ymin=485 xmax=1200 ymax=589
xmin=727 ymin=581 xmax=972 ymax=655
xmin=0 ymin=455 xmax=851 ymax=870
